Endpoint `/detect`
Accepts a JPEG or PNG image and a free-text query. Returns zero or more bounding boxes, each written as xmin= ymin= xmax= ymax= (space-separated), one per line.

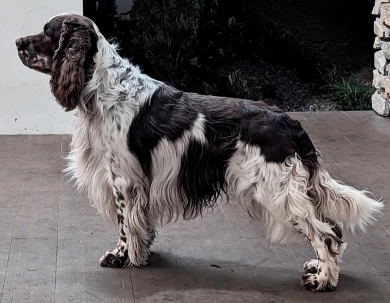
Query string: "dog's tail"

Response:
xmin=307 ymin=165 xmax=384 ymax=233
xmin=289 ymin=119 xmax=384 ymax=234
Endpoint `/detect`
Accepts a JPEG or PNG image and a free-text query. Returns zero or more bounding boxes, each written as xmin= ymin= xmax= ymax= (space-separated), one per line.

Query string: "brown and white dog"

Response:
xmin=15 ymin=13 xmax=383 ymax=291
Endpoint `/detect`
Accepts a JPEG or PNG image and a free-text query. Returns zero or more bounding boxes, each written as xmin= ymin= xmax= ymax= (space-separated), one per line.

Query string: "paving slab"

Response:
xmin=0 ymin=111 xmax=389 ymax=302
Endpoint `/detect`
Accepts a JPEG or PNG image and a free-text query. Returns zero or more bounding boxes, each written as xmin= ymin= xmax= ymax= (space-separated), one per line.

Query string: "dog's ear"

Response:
xmin=50 ymin=17 xmax=93 ymax=111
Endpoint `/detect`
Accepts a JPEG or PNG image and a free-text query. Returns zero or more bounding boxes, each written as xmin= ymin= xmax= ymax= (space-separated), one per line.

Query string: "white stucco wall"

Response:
xmin=0 ymin=0 xmax=82 ymax=134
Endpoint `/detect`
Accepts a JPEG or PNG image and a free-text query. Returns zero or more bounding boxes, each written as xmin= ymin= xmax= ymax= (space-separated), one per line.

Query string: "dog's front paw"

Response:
xmin=303 ymin=259 xmax=318 ymax=274
xmin=99 ymin=250 xmax=130 ymax=268
xmin=301 ymin=273 xmax=336 ymax=292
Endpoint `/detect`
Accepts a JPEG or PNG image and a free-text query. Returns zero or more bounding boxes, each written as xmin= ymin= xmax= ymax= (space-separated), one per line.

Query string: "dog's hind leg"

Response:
xmin=303 ymin=219 xmax=347 ymax=275
xmin=272 ymin=156 xmax=343 ymax=291
xmin=291 ymin=218 xmax=341 ymax=291
xmin=247 ymin=189 xmax=344 ymax=290
xmin=227 ymin=143 xmax=343 ymax=291
xmin=99 ymin=179 xmax=155 ymax=268
xmin=250 ymin=156 xmax=342 ymax=291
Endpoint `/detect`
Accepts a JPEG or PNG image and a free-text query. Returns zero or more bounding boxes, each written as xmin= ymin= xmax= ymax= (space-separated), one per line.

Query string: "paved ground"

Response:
xmin=0 ymin=111 xmax=389 ymax=303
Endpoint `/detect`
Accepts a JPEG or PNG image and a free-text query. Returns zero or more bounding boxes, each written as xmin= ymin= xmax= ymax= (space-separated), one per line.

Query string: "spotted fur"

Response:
xmin=16 ymin=13 xmax=384 ymax=292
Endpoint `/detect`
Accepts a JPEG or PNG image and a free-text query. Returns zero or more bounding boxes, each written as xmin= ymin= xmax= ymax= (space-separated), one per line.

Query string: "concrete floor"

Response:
xmin=0 ymin=111 xmax=389 ymax=303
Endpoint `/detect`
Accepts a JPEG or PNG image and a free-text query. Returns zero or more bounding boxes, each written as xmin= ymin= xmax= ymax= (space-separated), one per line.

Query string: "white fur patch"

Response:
xmin=149 ymin=113 xmax=207 ymax=225
xmin=226 ymin=141 xmax=299 ymax=243
xmin=65 ymin=33 xmax=161 ymax=225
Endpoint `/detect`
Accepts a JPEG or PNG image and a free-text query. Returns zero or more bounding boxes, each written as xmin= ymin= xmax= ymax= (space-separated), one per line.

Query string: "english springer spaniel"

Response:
xmin=15 ymin=13 xmax=383 ymax=292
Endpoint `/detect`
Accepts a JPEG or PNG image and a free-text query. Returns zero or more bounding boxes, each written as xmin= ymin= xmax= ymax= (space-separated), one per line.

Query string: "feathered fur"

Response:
xmin=15 ymin=13 xmax=384 ymax=292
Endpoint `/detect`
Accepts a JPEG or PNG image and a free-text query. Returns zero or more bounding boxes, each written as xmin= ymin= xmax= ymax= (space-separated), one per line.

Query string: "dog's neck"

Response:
xmin=80 ymin=33 xmax=162 ymax=117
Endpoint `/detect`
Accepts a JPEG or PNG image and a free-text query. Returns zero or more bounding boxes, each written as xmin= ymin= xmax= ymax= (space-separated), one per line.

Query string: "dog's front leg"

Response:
xmin=99 ymin=181 xmax=155 ymax=268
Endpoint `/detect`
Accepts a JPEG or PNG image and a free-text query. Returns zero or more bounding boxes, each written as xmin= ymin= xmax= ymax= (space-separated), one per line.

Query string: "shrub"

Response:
xmin=118 ymin=0 xmax=201 ymax=88
xmin=322 ymin=68 xmax=373 ymax=111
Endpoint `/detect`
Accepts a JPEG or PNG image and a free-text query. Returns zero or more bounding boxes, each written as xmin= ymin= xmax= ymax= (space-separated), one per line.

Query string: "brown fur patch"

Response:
xmin=50 ymin=17 xmax=95 ymax=111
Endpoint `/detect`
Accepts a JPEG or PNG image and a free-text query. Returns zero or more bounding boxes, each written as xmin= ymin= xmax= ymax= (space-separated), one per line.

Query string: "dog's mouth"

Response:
xmin=17 ymin=51 xmax=52 ymax=75
xmin=17 ymin=50 xmax=29 ymax=66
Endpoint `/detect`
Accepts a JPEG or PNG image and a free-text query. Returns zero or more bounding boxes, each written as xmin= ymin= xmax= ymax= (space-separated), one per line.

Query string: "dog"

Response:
xmin=15 ymin=13 xmax=384 ymax=292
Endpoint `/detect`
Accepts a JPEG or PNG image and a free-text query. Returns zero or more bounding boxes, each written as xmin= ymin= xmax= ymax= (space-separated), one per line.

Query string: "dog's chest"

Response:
xmin=71 ymin=111 xmax=142 ymax=190
xmin=101 ymin=121 xmax=132 ymax=178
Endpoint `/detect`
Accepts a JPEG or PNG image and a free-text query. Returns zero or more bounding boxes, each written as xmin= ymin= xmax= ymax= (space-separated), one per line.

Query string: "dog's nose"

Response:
xmin=15 ymin=38 xmax=23 ymax=49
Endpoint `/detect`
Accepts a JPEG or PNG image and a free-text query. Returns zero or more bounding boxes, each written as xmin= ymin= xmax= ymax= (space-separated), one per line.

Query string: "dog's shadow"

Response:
xmin=90 ymin=251 xmax=384 ymax=301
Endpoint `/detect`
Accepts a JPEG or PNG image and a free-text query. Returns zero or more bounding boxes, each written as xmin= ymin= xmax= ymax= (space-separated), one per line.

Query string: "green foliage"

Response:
xmin=119 ymin=0 xmax=201 ymax=87
xmin=322 ymin=68 xmax=373 ymax=111
xmin=228 ymin=69 xmax=249 ymax=98
xmin=114 ymin=0 xmax=250 ymax=92
xmin=108 ymin=0 xmax=369 ymax=111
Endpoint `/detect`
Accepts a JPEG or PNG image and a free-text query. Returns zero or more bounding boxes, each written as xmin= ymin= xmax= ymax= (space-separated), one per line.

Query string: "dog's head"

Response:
xmin=15 ymin=13 xmax=98 ymax=111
